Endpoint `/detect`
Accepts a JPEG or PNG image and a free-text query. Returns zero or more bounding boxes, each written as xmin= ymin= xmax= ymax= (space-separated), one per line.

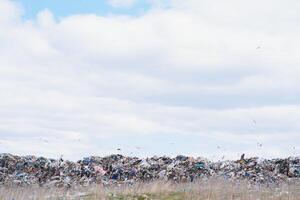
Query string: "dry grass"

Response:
xmin=1 ymin=179 xmax=300 ymax=200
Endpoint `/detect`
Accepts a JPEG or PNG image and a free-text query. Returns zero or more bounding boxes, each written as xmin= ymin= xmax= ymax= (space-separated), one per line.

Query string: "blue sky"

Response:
xmin=16 ymin=0 xmax=151 ymax=19
xmin=0 ymin=0 xmax=300 ymax=160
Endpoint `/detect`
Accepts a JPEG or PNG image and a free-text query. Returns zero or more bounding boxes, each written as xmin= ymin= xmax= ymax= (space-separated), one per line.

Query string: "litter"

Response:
xmin=0 ymin=153 xmax=299 ymax=187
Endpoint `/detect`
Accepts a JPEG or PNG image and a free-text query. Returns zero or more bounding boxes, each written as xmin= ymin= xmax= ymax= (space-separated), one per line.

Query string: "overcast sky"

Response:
xmin=0 ymin=0 xmax=299 ymax=160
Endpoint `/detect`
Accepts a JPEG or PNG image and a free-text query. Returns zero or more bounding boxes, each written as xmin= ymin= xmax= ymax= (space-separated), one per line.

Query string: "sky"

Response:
xmin=18 ymin=0 xmax=151 ymax=19
xmin=0 ymin=0 xmax=299 ymax=160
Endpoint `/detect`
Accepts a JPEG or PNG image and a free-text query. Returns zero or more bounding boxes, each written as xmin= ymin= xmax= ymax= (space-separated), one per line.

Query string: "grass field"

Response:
xmin=1 ymin=179 xmax=300 ymax=200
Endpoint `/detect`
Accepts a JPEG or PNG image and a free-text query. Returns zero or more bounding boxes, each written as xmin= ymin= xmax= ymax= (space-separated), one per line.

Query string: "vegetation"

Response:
xmin=1 ymin=179 xmax=300 ymax=200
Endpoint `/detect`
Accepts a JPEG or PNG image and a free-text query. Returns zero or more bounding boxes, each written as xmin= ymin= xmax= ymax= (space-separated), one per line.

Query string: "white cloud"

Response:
xmin=0 ymin=0 xmax=22 ymax=24
xmin=0 ymin=0 xmax=299 ymax=159
xmin=107 ymin=0 xmax=136 ymax=8
xmin=37 ymin=9 xmax=55 ymax=29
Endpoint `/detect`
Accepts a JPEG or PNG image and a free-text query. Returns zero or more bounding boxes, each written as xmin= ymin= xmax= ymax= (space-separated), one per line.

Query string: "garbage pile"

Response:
xmin=0 ymin=153 xmax=299 ymax=187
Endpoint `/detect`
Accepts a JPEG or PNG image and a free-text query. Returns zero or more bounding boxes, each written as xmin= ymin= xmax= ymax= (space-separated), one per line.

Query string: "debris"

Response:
xmin=0 ymin=153 xmax=299 ymax=187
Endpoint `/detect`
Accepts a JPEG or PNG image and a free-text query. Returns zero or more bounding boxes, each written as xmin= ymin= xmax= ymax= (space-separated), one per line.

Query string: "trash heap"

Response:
xmin=0 ymin=153 xmax=299 ymax=187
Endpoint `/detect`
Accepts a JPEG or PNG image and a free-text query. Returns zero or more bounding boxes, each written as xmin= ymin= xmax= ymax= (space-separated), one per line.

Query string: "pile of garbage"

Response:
xmin=0 ymin=153 xmax=299 ymax=187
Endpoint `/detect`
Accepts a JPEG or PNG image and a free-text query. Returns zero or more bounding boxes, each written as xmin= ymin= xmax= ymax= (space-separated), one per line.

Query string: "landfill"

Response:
xmin=0 ymin=153 xmax=299 ymax=187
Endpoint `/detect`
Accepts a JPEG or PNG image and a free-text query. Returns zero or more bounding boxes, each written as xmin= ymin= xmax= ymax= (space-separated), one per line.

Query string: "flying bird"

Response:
xmin=257 ymin=142 xmax=263 ymax=147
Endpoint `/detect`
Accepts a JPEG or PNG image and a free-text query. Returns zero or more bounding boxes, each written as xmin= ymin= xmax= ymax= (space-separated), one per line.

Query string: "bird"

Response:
xmin=257 ymin=142 xmax=263 ymax=147
xmin=240 ymin=154 xmax=245 ymax=160
xmin=39 ymin=138 xmax=49 ymax=143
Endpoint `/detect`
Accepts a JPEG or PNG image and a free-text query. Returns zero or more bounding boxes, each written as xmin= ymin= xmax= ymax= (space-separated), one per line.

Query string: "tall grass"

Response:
xmin=1 ymin=179 xmax=300 ymax=200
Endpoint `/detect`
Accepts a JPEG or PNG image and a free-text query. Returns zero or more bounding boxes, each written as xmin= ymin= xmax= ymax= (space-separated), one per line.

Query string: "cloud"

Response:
xmin=0 ymin=0 xmax=22 ymax=24
xmin=37 ymin=9 xmax=55 ymax=28
xmin=106 ymin=0 xmax=136 ymax=8
xmin=0 ymin=0 xmax=299 ymax=159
